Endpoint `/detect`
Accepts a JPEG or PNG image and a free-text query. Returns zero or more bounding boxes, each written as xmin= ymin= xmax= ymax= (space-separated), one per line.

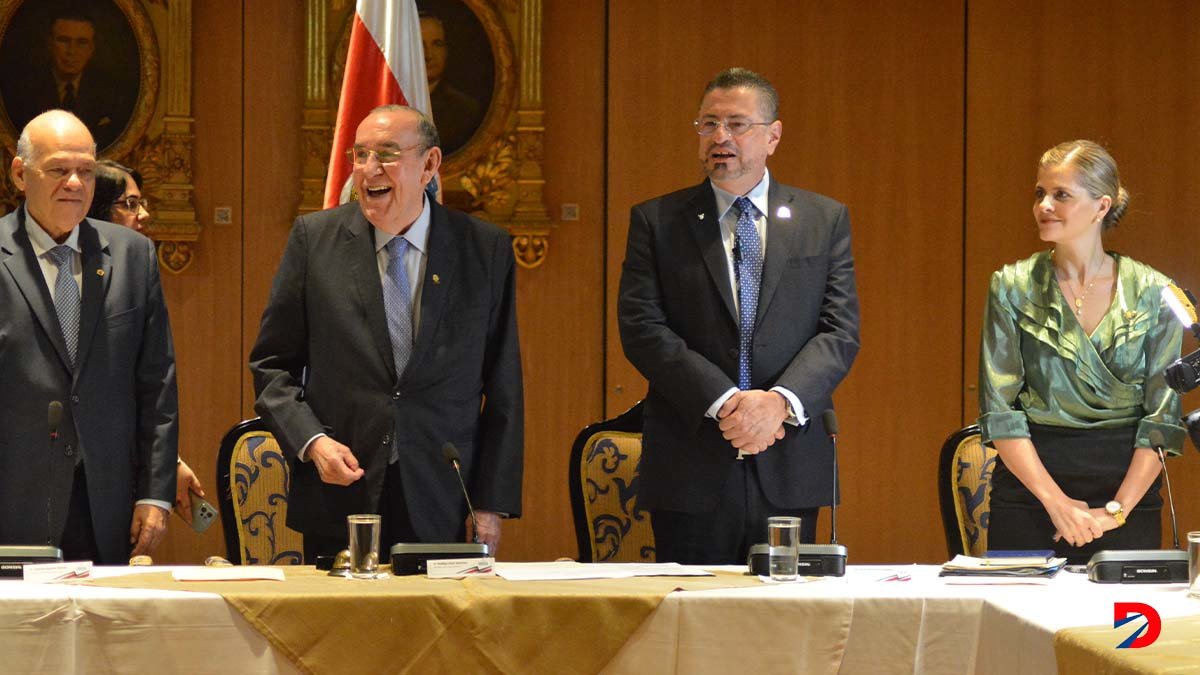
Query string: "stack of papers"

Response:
xmin=940 ymin=554 xmax=1067 ymax=578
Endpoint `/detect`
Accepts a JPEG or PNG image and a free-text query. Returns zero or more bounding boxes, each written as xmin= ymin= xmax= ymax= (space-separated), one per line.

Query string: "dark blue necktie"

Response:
xmin=734 ymin=197 xmax=762 ymax=390
xmin=47 ymin=245 xmax=80 ymax=368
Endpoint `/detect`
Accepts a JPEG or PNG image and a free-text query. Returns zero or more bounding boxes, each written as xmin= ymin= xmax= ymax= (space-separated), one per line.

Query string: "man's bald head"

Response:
xmin=12 ymin=110 xmax=97 ymax=240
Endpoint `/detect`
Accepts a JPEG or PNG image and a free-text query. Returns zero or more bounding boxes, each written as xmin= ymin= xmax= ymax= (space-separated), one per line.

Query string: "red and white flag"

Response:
xmin=324 ymin=0 xmax=431 ymax=207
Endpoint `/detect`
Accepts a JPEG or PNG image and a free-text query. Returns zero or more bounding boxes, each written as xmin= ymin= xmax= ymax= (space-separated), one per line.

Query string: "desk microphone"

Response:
xmin=1148 ymin=430 xmax=1179 ymax=550
xmin=46 ymin=401 xmax=63 ymax=545
xmin=779 ymin=410 xmax=846 ymax=577
xmin=440 ymin=442 xmax=480 ymax=546
xmin=821 ymin=409 xmax=840 ymax=546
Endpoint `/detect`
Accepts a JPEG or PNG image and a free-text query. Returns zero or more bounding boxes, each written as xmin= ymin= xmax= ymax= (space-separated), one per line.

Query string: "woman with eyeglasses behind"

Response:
xmin=87 ymin=159 xmax=149 ymax=233
xmin=87 ymin=159 xmax=209 ymax=527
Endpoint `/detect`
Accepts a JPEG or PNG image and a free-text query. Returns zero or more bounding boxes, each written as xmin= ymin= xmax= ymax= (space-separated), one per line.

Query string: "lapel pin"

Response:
xmin=432 ymin=274 xmax=440 ymax=285
xmin=1123 ymin=310 xmax=1137 ymax=322
xmin=96 ymin=269 xmax=105 ymax=277
xmin=776 ymin=205 xmax=791 ymax=219
xmin=697 ymin=213 xmax=705 ymax=220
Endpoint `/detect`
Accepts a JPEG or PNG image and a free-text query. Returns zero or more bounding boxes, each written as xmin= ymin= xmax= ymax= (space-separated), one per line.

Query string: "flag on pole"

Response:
xmin=324 ymin=0 xmax=431 ymax=208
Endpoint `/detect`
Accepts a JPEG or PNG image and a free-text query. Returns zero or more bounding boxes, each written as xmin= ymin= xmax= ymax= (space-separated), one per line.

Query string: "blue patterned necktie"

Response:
xmin=734 ymin=197 xmax=763 ymax=390
xmin=47 ymin=245 xmax=80 ymax=368
xmin=383 ymin=237 xmax=414 ymax=380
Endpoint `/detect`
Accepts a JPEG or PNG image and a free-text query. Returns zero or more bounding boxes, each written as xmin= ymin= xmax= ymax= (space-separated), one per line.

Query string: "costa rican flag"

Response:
xmin=324 ymin=0 xmax=431 ymax=207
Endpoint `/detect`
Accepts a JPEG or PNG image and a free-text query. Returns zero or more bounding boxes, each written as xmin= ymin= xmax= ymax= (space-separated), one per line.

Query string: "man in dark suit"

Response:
xmin=250 ymin=105 xmax=523 ymax=560
xmin=0 ymin=110 xmax=178 ymax=563
xmin=618 ymin=68 xmax=860 ymax=564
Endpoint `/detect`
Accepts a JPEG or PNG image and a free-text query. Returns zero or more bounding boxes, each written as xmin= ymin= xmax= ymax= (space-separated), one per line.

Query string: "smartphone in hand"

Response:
xmin=188 ymin=493 xmax=218 ymax=533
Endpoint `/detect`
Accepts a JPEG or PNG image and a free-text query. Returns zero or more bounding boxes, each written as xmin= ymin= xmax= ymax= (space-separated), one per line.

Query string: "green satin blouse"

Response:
xmin=978 ymin=250 xmax=1185 ymax=453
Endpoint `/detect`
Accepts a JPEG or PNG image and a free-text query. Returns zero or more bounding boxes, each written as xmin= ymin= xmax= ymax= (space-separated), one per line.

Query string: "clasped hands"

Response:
xmin=1045 ymin=496 xmax=1121 ymax=547
xmin=717 ymin=390 xmax=788 ymax=456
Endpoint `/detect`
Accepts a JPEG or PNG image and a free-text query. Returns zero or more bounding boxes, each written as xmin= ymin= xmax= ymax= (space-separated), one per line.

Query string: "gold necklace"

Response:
xmin=1054 ymin=251 xmax=1106 ymax=316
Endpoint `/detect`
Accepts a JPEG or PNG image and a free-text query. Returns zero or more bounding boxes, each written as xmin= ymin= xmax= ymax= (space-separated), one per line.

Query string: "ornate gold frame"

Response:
xmin=0 ymin=0 xmax=197 ymax=274
xmin=301 ymin=0 xmax=551 ymax=269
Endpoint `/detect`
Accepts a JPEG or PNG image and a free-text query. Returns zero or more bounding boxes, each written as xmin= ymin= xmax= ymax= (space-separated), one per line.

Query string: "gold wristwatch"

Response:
xmin=1104 ymin=500 xmax=1126 ymax=527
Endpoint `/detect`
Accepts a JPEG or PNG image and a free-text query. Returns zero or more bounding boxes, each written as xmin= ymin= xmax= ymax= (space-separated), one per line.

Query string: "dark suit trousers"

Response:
xmin=59 ymin=463 xmax=101 ymax=563
xmin=303 ymin=461 xmax=420 ymax=562
xmin=651 ymin=457 xmax=819 ymax=565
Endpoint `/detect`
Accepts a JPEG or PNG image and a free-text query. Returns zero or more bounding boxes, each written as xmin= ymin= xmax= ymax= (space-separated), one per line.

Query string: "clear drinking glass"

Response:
xmin=1187 ymin=531 xmax=1200 ymax=594
xmin=347 ymin=514 xmax=382 ymax=578
xmin=767 ymin=516 xmax=801 ymax=581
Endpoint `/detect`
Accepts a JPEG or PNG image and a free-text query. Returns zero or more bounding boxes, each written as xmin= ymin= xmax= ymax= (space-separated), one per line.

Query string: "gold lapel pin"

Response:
xmin=1123 ymin=310 xmax=1137 ymax=322
xmin=432 ymin=274 xmax=440 ymax=285
xmin=96 ymin=269 xmax=105 ymax=277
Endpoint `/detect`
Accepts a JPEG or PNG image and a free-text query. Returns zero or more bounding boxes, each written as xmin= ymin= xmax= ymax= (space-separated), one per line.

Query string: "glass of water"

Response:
xmin=347 ymin=514 xmax=382 ymax=578
xmin=767 ymin=516 xmax=801 ymax=581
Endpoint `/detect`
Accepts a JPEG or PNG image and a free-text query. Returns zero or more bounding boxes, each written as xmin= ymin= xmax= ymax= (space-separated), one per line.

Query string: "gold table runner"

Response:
xmin=91 ymin=568 xmax=761 ymax=675
xmin=1055 ymin=615 xmax=1200 ymax=674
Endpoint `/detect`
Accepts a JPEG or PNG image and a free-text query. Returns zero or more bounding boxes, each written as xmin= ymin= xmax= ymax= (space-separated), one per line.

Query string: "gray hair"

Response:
xmin=702 ymin=68 xmax=780 ymax=121
xmin=368 ymin=104 xmax=441 ymax=152
xmin=16 ymin=109 xmax=97 ymax=163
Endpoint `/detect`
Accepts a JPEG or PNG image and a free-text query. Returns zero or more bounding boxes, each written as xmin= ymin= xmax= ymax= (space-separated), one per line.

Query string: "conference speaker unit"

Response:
xmin=1087 ymin=550 xmax=1189 ymax=583
xmin=390 ymin=542 xmax=489 ymax=576
xmin=0 ymin=545 xmax=63 ymax=578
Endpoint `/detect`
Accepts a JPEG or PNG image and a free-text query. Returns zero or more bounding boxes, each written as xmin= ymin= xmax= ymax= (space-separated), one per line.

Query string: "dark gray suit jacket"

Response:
xmin=618 ymin=179 xmax=860 ymax=512
xmin=249 ymin=201 xmax=524 ymax=543
xmin=0 ymin=208 xmax=178 ymax=563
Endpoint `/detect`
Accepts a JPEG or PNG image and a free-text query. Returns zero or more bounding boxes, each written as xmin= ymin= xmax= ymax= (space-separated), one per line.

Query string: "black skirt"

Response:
xmin=987 ymin=424 xmax=1161 ymax=564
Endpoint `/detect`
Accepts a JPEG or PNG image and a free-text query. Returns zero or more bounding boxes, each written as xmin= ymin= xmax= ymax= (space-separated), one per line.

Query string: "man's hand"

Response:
xmin=129 ymin=503 xmax=168 ymax=556
xmin=174 ymin=460 xmax=205 ymax=524
xmin=309 ymin=436 xmax=364 ymax=485
xmin=467 ymin=510 xmax=503 ymax=557
xmin=717 ymin=390 xmax=788 ymax=454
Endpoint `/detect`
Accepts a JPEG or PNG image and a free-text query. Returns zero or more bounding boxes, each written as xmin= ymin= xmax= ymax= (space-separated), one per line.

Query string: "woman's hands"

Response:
xmin=1045 ymin=496 xmax=1104 ymax=547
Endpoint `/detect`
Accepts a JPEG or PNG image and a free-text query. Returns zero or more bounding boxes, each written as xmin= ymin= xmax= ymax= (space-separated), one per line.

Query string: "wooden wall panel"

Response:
xmin=606 ymin=0 xmax=967 ymax=563
xmin=966 ymin=0 xmax=1200 ymax=543
xmin=499 ymin=0 xmax=607 ymax=561
xmin=151 ymin=0 xmax=245 ymax=564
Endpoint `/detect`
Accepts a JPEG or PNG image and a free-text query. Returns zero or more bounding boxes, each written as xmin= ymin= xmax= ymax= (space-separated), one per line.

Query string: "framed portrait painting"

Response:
xmin=0 ymin=0 xmax=200 ymax=273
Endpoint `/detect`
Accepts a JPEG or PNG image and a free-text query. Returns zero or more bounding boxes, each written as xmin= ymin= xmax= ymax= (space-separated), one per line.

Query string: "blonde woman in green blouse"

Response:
xmin=978 ymin=140 xmax=1184 ymax=563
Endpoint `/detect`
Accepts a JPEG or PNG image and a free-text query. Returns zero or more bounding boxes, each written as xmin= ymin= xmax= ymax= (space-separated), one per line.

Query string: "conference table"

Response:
xmin=1 ymin=563 xmax=1198 ymax=674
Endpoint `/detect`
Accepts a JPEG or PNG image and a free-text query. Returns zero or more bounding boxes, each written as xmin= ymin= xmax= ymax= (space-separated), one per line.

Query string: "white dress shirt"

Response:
xmin=703 ymin=171 xmax=807 ymax=427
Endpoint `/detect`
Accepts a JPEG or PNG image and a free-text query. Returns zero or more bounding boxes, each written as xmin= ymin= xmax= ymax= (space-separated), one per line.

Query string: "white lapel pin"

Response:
xmin=698 ymin=213 xmax=705 ymax=220
xmin=776 ymin=205 xmax=791 ymax=219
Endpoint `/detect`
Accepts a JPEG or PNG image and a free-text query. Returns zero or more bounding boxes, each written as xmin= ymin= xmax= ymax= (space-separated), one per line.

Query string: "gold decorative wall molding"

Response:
xmin=0 ymin=0 xmax=198 ymax=274
xmin=302 ymin=0 xmax=553 ymax=269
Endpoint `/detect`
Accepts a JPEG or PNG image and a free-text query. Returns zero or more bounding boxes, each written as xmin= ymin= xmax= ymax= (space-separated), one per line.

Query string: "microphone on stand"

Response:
xmin=441 ymin=442 xmax=481 ymax=549
xmin=46 ymin=401 xmax=63 ymax=545
xmin=1148 ymin=430 xmax=1179 ymax=550
xmin=821 ymin=409 xmax=840 ymax=546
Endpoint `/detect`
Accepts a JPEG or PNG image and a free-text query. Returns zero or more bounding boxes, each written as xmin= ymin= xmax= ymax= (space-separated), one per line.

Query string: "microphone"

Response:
xmin=441 ymin=442 xmax=481 ymax=548
xmin=48 ymin=401 xmax=62 ymax=441
xmin=47 ymin=401 xmax=63 ymax=545
xmin=821 ymin=409 xmax=840 ymax=546
xmin=1148 ymin=430 xmax=1179 ymax=550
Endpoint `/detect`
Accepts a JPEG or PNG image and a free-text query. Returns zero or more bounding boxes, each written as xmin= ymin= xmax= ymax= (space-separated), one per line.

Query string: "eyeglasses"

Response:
xmin=693 ymin=118 xmax=773 ymax=137
xmin=346 ymin=144 xmax=423 ymax=166
xmin=114 ymin=196 xmax=148 ymax=211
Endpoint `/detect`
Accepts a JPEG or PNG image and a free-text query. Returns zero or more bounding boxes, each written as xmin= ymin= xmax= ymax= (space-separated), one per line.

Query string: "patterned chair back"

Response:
xmin=569 ymin=402 xmax=655 ymax=562
xmin=216 ymin=418 xmax=304 ymax=565
xmin=938 ymin=425 xmax=997 ymax=557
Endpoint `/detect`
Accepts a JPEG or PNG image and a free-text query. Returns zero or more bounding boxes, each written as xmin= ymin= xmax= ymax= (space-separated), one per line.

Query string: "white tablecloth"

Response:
xmin=2 ymin=565 xmax=1198 ymax=674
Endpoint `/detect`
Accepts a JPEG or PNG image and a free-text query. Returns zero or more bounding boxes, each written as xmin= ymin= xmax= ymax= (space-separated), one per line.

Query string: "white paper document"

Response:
xmin=494 ymin=561 xmax=714 ymax=581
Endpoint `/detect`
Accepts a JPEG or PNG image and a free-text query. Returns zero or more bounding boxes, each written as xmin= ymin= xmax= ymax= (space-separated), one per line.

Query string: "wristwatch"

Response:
xmin=1104 ymin=500 xmax=1126 ymax=527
